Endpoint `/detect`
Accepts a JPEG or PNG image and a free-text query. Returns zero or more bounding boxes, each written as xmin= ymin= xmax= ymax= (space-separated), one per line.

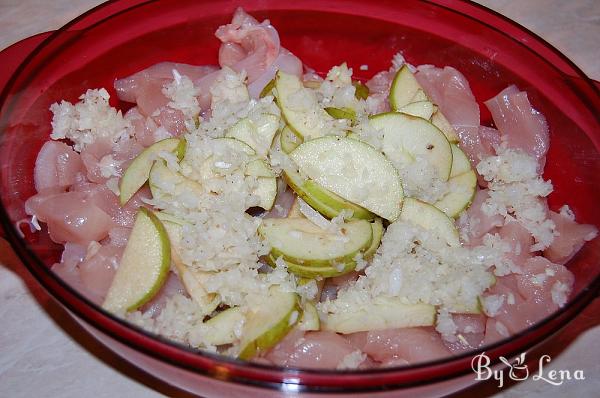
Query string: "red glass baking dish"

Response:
xmin=1 ymin=0 xmax=598 ymax=397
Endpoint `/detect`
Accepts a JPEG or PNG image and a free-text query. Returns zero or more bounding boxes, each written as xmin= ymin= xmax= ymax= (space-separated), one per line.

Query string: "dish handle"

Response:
xmin=0 ymin=32 xmax=54 ymax=239
xmin=0 ymin=31 xmax=54 ymax=95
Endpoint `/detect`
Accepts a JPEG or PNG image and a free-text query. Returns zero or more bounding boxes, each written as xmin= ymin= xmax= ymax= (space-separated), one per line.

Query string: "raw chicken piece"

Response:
xmin=247 ymin=49 xmax=303 ymax=98
xmin=115 ymin=62 xmax=219 ymax=122
xmin=484 ymin=85 xmax=550 ymax=169
xmin=416 ymin=65 xmax=480 ymax=129
xmin=25 ymin=191 xmax=114 ymax=245
xmin=453 ymin=314 xmax=486 ymax=335
xmin=79 ymin=243 xmax=122 ymax=303
xmin=215 ymin=7 xmax=280 ymax=82
xmin=108 ymin=226 xmax=132 ymax=247
xmin=359 ymin=327 xmax=450 ymax=364
xmin=516 ymin=256 xmax=574 ymax=306
xmin=366 ymin=70 xmax=395 ymax=95
xmin=320 ymin=281 xmax=338 ymax=302
xmin=80 ymin=138 xmax=116 ymax=183
xmin=216 ymin=8 xmax=302 ymax=98
xmin=482 ymin=318 xmax=509 ymax=345
xmin=152 ymin=107 xmax=187 ymax=137
xmin=112 ymin=136 xmax=144 ymax=165
xmin=125 ymin=107 xmax=161 ymax=147
xmin=262 ymin=187 xmax=295 ymax=219
xmin=458 ymin=125 xmax=501 ymax=169
xmin=497 ymin=220 xmax=534 ymax=268
xmin=265 ymin=330 xmax=361 ymax=369
xmin=444 ymin=314 xmax=485 ymax=353
xmin=482 ymin=257 xmax=574 ymax=342
xmin=141 ymin=272 xmax=187 ymax=317
xmin=52 ymin=243 xmax=90 ymax=300
xmin=330 ymin=271 xmax=360 ymax=289
xmin=544 ymin=210 xmax=598 ymax=264
xmin=60 ymin=242 xmax=87 ymax=268
xmin=34 ymin=141 xmax=84 ymax=193
xmin=72 ymin=182 xmax=149 ymax=228
xmin=114 ymin=62 xmax=217 ymax=105
xmin=457 ymin=189 xmax=504 ymax=243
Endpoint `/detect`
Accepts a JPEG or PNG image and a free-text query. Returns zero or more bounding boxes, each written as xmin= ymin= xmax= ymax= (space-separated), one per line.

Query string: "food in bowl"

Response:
xmin=23 ymin=7 xmax=597 ymax=369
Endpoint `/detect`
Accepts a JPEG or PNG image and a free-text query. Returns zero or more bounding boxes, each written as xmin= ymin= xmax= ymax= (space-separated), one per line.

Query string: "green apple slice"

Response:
xmin=363 ymin=218 xmax=384 ymax=260
xmin=431 ymin=110 xmax=459 ymax=143
xmin=370 ymin=112 xmax=453 ymax=181
xmin=450 ymin=274 xmax=495 ymax=314
xmin=434 ymin=170 xmax=477 ymax=218
xmin=398 ymin=100 xmax=434 ymax=120
xmin=290 ymin=136 xmax=404 ymax=221
xmin=324 ymin=107 xmax=357 ymax=124
xmin=260 ymin=217 xmax=372 ymax=267
xmin=283 ymin=168 xmax=374 ymax=221
xmin=103 ymin=208 xmax=170 ymax=312
xmin=287 ymin=196 xmax=303 ymax=218
xmin=411 ymin=89 xmax=429 ymax=103
xmin=267 ymin=255 xmax=355 ymax=278
xmin=298 ymin=301 xmax=320 ymax=331
xmin=352 ymin=81 xmax=370 ymax=100
xmin=259 ymin=78 xmax=276 ymax=98
xmin=275 ymin=71 xmax=335 ymax=140
xmin=388 ymin=66 xmax=459 ymax=143
xmin=303 ymin=80 xmax=322 ymax=89
xmin=449 ymin=143 xmax=472 ymax=178
xmin=199 ymin=138 xmax=278 ymax=210
xmin=280 ymin=125 xmax=303 ymax=154
xmin=202 ymin=307 xmax=246 ymax=346
xmin=148 ymin=160 xmax=203 ymax=202
xmin=449 ymin=301 xmax=482 ymax=315
xmin=238 ymin=285 xmax=301 ymax=360
xmin=119 ymin=138 xmax=183 ymax=205
xmin=322 ymin=296 xmax=436 ymax=334
xmin=253 ymin=177 xmax=277 ymax=210
xmin=400 ymin=197 xmax=460 ymax=247
xmin=160 ymin=219 xmax=220 ymax=315
xmin=225 ymin=114 xmax=279 ymax=157
xmin=389 ymin=65 xmax=423 ymax=111
xmin=433 ymin=144 xmax=476 ymax=218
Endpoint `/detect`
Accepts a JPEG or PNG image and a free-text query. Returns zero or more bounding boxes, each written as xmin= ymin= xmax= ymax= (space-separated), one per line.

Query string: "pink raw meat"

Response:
xmin=141 ymin=272 xmax=187 ymax=317
xmin=457 ymin=189 xmax=504 ymax=243
xmin=544 ymin=210 xmax=598 ymax=264
xmin=215 ymin=7 xmax=280 ymax=82
xmin=497 ymin=220 xmax=534 ymax=268
xmin=34 ymin=141 xmax=85 ymax=193
xmin=484 ymin=85 xmax=550 ymax=168
xmin=458 ymin=125 xmax=501 ymax=170
xmin=416 ymin=65 xmax=480 ymax=129
xmin=25 ymin=191 xmax=114 ymax=245
xmin=114 ymin=62 xmax=217 ymax=105
xmin=216 ymin=8 xmax=302 ymax=97
xmin=79 ymin=243 xmax=122 ymax=303
xmin=125 ymin=107 xmax=161 ymax=147
xmin=366 ymin=70 xmax=395 ymax=95
xmin=265 ymin=330 xmax=361 ymax=369
xmin=247 ymin=49 xmax=303 ymax=98
xmin=482 ymin=257 xmax=573 ymax=343
xmin=359 ymin=327 xmax=450 ymax=364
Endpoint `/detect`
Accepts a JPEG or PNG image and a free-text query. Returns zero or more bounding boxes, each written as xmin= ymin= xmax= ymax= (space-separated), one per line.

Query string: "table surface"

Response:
xmin=0 ymin=1 xmax=598 ymax=397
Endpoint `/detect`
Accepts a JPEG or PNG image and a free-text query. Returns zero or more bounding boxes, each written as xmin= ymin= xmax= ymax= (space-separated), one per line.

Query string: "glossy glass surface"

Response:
xmin=0 ymin=0 xmax=598 ymax=394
